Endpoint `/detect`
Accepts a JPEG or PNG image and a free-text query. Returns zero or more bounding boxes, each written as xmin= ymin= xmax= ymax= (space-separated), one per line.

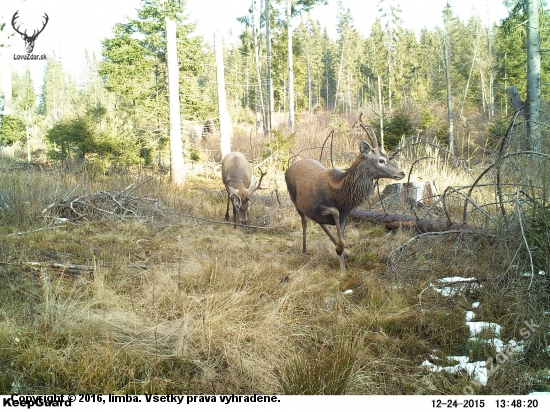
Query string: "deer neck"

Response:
xmin=332 ymin=156 xmax=374 ymax=213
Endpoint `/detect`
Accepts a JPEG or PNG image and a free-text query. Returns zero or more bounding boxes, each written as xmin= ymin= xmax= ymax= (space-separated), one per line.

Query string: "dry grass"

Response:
xmin=0 ymin=113 xmax=549 ymax=395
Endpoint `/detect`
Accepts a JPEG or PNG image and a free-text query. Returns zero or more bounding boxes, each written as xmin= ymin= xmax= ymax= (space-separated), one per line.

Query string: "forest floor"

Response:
xmin=1 ymin=149 xmax=549 ymax=395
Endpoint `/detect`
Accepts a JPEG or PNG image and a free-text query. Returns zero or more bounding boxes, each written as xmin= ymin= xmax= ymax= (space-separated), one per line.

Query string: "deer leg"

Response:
xmin=300 ymin=212 xmax=308 ymax=254
xmin=225 ymin=193 xmax=231 ymax=221
xmin=318 ymin=206 xmax=345 ymax=256
xmin=319 ymin=207 xmax=348 ymax=275
xmin=232 ymin=203 xmax=237 ymax=229
xmin=339 ymin=253 xmax=346 ymax=275
xmin=320 ymin=224 xmax=338 ymax=246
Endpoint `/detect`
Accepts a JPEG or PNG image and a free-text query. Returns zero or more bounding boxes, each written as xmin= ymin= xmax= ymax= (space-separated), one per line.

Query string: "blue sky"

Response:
xmin=2 ymin=0 xmax=511 ymax=89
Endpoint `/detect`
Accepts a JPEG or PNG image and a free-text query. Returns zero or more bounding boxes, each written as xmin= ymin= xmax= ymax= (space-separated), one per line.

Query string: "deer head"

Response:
xmin=226 ymin=168 xmax=267 ymax=226
xmin=12 ymin=11 xmax=49 ymax=54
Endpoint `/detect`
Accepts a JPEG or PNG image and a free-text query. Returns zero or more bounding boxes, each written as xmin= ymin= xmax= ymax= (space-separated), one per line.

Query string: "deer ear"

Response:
xmin=360 ymin=140 xmax=372 ymax=155
xmin=227 ymin=186 xmax=238 ymax=195
xmin=230 ymin=193 xmax=242 ymax=208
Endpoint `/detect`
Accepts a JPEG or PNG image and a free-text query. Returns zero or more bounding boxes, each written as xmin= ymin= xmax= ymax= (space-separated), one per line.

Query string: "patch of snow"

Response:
xmin=439 ymin=277 xmax=477 ymax=283
xmin=521 ymin=270 xmax=546 ymax=277
xmin=506 ymin=339 xmax=524 ymax=354
xmin=430 ymin=277 xmax=480 ymax=297
xmin=429 ymin=285 xmax=458 ymax=297
xmin=342 ymin=290 xmax=353 ymax=295
xmin=421 ymin=358 xmax=488 ymax=386
xmin=472 ymin=302 xmax=481 ymax=309
xmin=468 ymin=337 xmax=524 ymax=354
xmin=466 ymin=321 xmax=502 ymax=337
xmin=527 ymin=392 xmax=550 ymax=395
xmin=466 ymin=311 xmax=476 ymax=321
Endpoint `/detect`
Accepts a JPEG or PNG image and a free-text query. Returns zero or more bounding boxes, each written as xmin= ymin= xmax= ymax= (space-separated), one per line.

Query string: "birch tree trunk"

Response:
xmin=165 ymin=17 xmax=185 ymax=186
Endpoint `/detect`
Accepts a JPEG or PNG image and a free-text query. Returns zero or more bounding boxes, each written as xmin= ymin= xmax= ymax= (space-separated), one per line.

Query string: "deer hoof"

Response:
xmin=336 ymin=247 xmax=348 ymax=259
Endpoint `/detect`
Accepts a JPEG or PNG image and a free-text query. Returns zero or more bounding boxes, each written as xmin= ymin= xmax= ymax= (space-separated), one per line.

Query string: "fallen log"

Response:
xmin=349 ymin=209 xmax=469 ymax=232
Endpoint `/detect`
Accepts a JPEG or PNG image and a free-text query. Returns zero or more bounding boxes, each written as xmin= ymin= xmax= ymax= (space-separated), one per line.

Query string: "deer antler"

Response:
xmin=358 ymin=113 xmax=380 ymax=149
xmin=248 ymin=168 xmax=268 ymax=195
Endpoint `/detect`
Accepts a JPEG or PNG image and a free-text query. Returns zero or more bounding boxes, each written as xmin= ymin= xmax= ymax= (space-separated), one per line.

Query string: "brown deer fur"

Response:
xmin=285 ymin=139 xmax=405 ymax=273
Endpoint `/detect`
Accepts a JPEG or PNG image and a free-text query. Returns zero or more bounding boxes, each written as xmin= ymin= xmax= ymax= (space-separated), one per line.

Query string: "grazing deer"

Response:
xmin=285 ymin=122 xmax=405 ymax=274
xmin=222 ymin=152 xmax=266 ymax=230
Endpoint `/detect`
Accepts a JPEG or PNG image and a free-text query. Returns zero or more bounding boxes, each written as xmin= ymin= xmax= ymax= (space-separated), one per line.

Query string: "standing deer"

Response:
xmin=222 ymin=152 xmax=266 ymax=230
xmin=285 ymin=122 xmax=405 ymax=274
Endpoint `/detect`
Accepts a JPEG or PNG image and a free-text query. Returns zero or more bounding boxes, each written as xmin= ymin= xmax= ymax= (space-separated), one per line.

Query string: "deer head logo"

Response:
xmin=11 ymin=11 xmax=49 ymax=54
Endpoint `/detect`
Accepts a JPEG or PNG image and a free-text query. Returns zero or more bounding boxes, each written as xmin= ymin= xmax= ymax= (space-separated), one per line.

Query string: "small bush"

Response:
xmin=263 ymin=129 xmax=295 ymax=170
xmin=384 ymin=109 xmax=415 ymax=150
xmin=46 ymin=116 xmax=96 ymax=160
xmin=0 ymin=115 xmax=26 ymax=146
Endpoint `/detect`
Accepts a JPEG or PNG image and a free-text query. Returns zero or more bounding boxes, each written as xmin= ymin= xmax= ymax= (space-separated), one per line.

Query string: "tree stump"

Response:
xmin=381 ymin=181 xmax=438 ymax=209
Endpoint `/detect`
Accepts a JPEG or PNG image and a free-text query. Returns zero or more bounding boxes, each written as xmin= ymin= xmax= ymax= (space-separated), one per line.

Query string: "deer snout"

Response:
xmin=232 ymin=197 xmax=250 ymax=224
xmin=394 ymin=171 xmax=406 ymax=180
xmin=236 ymin=210 xmax=249 ymax=224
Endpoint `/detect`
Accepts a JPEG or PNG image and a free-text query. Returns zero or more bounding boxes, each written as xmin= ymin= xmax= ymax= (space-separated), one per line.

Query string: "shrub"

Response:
xmin=263 ymin=129 xmax=295 ymax=170
xmin=45 ymin=116 xmax=96 ymax=160
xmin=384 ymin=108 xmax=415 ymax=150
xmin=45 ymin=116 xmax=141 ymax=165
xmin=0 ymin=115 xmax=26 ymax=146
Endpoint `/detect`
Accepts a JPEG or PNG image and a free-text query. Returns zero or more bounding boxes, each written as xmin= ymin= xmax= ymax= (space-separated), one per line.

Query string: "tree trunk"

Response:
xmin=526 ymin=0 xmax=541 ymax=152
xmin=307 ymin=40 xmax=312 ymax=113
xmin=287 ymin=0 xmax=295 ymax=133
xmin=488 ymin=25 xmax=494 ymax=120
xmin=334 ymin=34 xmax=345 ymax=111
xmin=215 ymin=31 xmax=232 ymax=158
xmin=459 ymin=30 xmax=481 ymax=122
xmin=0 ymin=22 xmax=12 ymax=118
xmin=444 ymin=42 xmax=454 ymax=156
xmin=377 ymin=75 xmax=384 ymax=150
xmin=165 ymin=17 xmax=185 ymax=186
xmin=252 ymin=0 xmax=266 ymax=135
xmin=506 ymin=85 xmax=524 ymax=115
xmin=265 ymin=0 xmax=274 ymax=130
xmin=349 ymin=209 xmax=469 ymax=233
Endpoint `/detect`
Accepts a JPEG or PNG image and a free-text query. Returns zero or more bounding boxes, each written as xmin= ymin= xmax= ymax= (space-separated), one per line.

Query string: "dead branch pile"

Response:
xmin=384 ymin=111 xmax=550 ymax=350
xmin=42 ymin=180 xmax=167 ymax=222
